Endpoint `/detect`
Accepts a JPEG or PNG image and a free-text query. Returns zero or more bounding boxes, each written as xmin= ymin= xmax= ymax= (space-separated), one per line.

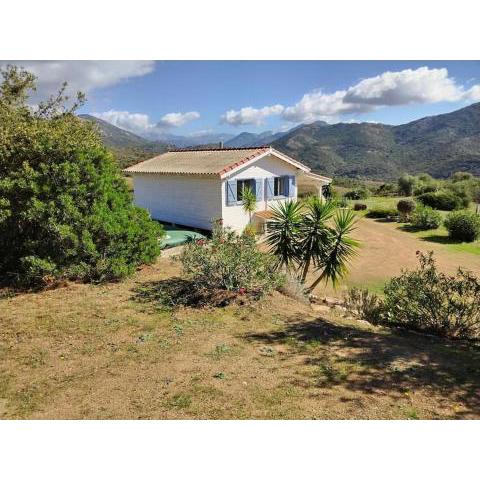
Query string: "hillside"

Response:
xmin=225 ymin=130 xmax=285 ymax=147
xmin=81 ymin=102 xmax=480 ymax=179
xmin=272 ymin=103 xmax=480 ymax=179
xmin=79 ymin=114 xmax=171 ymax=169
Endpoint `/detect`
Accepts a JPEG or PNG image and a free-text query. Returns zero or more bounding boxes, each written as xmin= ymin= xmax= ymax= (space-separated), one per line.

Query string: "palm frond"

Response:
xmin=308 ymin=208 xmax=360 ymax=291
xmin=265 ymin=200 xmax=303 ymax=270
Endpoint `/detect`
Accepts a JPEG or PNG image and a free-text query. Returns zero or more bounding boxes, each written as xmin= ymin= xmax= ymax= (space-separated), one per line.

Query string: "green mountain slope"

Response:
xmin=272 ymin=103 xmax=480 ymax=179
xmin=79 ymin=114 xmax=171 ymax=169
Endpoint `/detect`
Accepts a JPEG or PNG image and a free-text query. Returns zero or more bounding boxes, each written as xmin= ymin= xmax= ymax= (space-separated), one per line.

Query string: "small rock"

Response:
xmin=311 ymin=304 xmax=331 ymax=313
xmin=322 ymin=296 xmax=343 ymax=306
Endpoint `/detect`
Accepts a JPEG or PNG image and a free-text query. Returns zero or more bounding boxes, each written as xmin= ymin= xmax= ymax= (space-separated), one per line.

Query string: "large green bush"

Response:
xmin=0 ymin=65 xmax=163 ymax=287
xmin=365 ymin=207 xmax=398 ymax=219
xmin=410 ymin=205 xmax=442 ymax=230
xmin=397 ymin=174 xmax=417 ymax=196
xmin=444 ymin=210 xmax=480 ymax=242
xmin=417 ymin=190 xmax=464 ymax=211
xmin=397 ymin=199 xmax=416 ymax=222
xmin=383 ymin=252 xmax=480 ymax=339
xmin=344 ymin=187 xmax=369 ymax=200
xmin=179 ymin=222 xmax=283 ymax=296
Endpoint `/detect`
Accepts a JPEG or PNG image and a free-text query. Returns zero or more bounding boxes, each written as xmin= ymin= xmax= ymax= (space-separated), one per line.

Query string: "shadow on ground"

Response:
xmin=132 ymin=277 xmax=249 ymax=309
xmin=244 ymin=315 xmax=480 ymax=417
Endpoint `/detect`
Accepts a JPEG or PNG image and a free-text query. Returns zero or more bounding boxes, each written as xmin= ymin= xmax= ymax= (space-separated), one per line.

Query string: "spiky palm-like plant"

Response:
xmin=266 ymin=197 xmax=359 ymax=292
xmin=241 ymin=185 xmax=257 ymax=224
xmin=298 ymin=197 xmax=336 ymax=283
xmin=307 ymin=208 xmax=359 ymax=291
xmin=265 ymin=200 xmax=303 ymax=270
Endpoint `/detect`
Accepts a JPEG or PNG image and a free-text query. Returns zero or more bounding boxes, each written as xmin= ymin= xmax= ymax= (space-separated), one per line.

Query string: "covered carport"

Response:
xmin=297 ymin=171 xmax=332 ymax=199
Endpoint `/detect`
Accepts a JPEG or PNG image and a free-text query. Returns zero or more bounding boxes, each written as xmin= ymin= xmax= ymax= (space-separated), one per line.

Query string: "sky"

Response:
xmin=2 ymin=60 xmax=480 ymax=139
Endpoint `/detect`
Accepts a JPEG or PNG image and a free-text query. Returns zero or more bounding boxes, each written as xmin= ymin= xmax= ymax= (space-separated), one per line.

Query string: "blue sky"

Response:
xmin=4 ymin=61 xmax=480 ymax=138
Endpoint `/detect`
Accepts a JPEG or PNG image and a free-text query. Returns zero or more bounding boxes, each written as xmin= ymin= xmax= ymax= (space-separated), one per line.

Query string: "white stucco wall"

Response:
xmin=131 ymin=173 xmax=222 ymax=230
xmin=130 ymin=153 xmax=302 ymax=232
xmin=221 ymin=153 xmax=299 ymax=232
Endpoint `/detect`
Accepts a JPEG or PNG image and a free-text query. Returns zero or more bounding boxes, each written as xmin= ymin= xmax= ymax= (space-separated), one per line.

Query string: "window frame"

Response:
xmin=273 ymin=176 xmax=286 ymax=198
xmin=236 ymin=178 xmax=255 ymax=203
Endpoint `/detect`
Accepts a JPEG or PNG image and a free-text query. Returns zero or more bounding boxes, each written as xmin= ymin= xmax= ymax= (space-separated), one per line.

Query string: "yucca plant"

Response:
xmin=307 ymin=208 xmax=359 ymax=291
xmin=266 ymin=197 xmax=359 ymax=292
xmin=298 ymin=197 xmax=336 ymax=283
xmin=241 ymin=185 xmax=257 ymax=224
xmin=265 ymin=200 xmax=303 ymax=270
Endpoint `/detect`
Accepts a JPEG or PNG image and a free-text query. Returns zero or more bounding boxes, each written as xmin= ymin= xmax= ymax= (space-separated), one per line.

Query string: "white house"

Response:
xmin=124 ymin=146 xmax=331 ymax=232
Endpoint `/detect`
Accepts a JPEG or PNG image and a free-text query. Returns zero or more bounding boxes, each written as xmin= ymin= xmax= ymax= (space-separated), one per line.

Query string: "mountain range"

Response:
xmin=81 ymin=102 xmax=480 ymax=179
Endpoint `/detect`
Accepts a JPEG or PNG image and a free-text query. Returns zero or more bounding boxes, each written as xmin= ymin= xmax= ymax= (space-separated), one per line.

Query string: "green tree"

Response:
xmin=0 ymin=65 xmax=163 ymax=287
xmin=265 ymin=200 xmax=303 ymax=271
xmin=241 ymin=185 xmax=257 ymax=224
xmin=473 ymin=186 xmax=480 ymax=214
xmin=397 ymin=199 xmax=416 ymax=222
xmin=397 ymin=174 xmax=416 ymax=196
xmin=266 ymin=198 xmax=359 ymax=292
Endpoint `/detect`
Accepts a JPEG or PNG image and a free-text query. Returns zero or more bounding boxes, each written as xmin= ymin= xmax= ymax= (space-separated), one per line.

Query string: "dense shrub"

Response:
xmin=0 ymin=66 xmax=163 ymax=287
xmin=413 ymin=183 xmax=438 ymax=196
xmin=344 ymin=287 xmax=383 ymax=324
xmin=383 ymin=252 xmax=480 ymax=339
xmin=397 ymin=174 xmax=417 ymax=196
xmin=365 ymin=207 xmax=398 ymax=219
xmin=179 ymin=223 xmax=284 ymax=297
xmin=410 ymin=205 xmax=442 ymax=230
xmin=444 ymin=210 xmax=480 ymax=242
xmin=353 ymin=203 xmax=367 ymax=211
xmin=451 ymin=171 xmax=474 ymax=182
xmin=397 ymin=199 xmax=416 ymax=222
xmin=344 ymin=188 xmax=369 ymax=200
xmin=449 ymin=182 xmax=471 ymax=208
xmin=417 ymin=190 xmax=464 ymax=211
xmin=374 ymin=183 xmax=397 ymax=196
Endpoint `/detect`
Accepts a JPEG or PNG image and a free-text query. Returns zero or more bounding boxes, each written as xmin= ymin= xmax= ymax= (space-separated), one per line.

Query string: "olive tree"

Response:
xmin=0 ymin=65 xmax=163 ymax=287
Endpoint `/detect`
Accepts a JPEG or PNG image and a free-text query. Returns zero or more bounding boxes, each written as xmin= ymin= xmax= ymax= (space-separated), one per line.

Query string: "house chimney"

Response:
xmin=219 ymin=141 xmax=224 ymax=149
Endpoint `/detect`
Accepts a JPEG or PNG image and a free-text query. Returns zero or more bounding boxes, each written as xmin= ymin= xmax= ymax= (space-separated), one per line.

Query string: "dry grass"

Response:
xmin=319 ymin=216 xmax=480 ymax=296
xmin=1 ymin=252 xmax=480 ymax=419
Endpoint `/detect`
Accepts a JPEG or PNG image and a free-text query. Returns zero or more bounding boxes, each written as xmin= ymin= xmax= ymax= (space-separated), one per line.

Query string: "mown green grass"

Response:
xmin=413 ymin=226 xmax=480 ymax=256
xmin=346 ymin=195 xmax=410 ymax=217
xmin=348 ymin=195 xmax=480 ymax=255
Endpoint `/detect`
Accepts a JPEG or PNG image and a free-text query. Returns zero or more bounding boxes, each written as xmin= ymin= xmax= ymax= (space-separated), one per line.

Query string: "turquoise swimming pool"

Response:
xmin=159 ymin=223 xmax=207 ymax=248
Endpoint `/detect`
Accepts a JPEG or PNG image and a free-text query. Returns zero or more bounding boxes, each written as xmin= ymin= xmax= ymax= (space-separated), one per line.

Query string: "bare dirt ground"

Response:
xmin=1 ymin=234 xmax=480 ymax=419
xmin=319 ymin=217 xmax=480 ymax=296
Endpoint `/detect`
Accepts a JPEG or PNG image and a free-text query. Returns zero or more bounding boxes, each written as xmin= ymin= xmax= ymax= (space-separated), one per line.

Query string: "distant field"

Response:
xmin=343 ymin=195 xmax=480 ymax=257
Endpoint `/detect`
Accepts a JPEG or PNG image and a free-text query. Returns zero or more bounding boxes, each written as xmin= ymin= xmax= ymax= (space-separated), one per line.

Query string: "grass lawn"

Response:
xmin=1 ymin=254 xmax=480 ymax=420
xmin=346 ymin=195 xmax=410 ymax=214
xmin=345 ymin=195 xmax=480 ymax=256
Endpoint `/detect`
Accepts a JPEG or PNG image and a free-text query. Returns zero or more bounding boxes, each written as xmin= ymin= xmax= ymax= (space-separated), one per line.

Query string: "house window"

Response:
xmin=274 ymin=177 xmax=286 ymax=197
xmin=237 ymin=179 xmax=254 ymax=202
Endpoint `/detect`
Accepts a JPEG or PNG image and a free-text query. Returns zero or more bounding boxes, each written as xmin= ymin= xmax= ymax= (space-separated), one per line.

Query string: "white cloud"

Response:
xmin=465 ymin=84 xmax=480 ymax=101
xmin=92 ymin=110 xmax=154 ymax=133
xmin=221 ymin=104 xmax=284 ymax=126
xmin=0 ymin=60 xmax=155 ymax=99
xmin=282 ymin=90 xmax=368 ymax=123
xmin=343 ymin=67 xmax=464 ymax=105
xmin=156 ymin=111 xmax=200 ymax=128
xmin=91 ymin=109 xmax=200 ymax=137
xmin=282 ymin=67 xmax=480 ymax=124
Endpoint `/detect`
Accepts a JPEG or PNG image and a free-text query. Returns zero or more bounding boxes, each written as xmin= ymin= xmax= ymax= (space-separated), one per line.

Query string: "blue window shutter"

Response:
xmin=255 ymin=178 xmax=263 ymax=201
xmin=283 ymin=176 xmax=289 ymax=197
xmin=265 ymin=177 xmax=274 ymax=200
xmin=226 ymin=180 xmax=237 ymax=206
xmin=288 ymin=175 xmax=295 ymax=197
